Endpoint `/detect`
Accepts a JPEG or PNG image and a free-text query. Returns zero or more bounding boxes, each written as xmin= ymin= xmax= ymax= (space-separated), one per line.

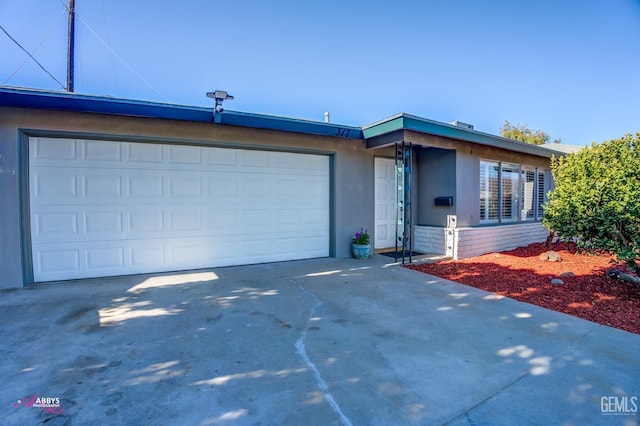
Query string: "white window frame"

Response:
xmin=500 ymin=163 xmax=520 ymax=223
xmin=481 ymin=160 xmax=548 ymax=224
xmin=480 ymin=160 xmax=499 ymax=223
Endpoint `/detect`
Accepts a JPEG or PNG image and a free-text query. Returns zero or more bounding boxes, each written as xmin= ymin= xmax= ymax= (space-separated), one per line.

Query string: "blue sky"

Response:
xmin=1 ymin=0 xmax=639 ymax=145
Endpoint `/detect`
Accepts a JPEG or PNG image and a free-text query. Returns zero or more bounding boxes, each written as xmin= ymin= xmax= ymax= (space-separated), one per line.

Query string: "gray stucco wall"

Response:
xmin=0 ymin=115 xmax=22 ymax=289
xmin=0 ymin=106 xmax=390 ymax=288
xmin=454 ymin=151 xmax=479 ymax=227
xmin=416 ymin=147 xmax=456 ymax=226
xmin=405 ymin=130 xmax=552 ymax=228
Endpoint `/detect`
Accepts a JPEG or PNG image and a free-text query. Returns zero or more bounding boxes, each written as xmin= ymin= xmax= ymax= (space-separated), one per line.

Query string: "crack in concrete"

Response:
xmin=290 ymin=279 xmax=353 ymax=426
xmin=444 ymin=371 xmax=531 ymax=425
xmin=445 ymin=325 xmax=601 ymax=425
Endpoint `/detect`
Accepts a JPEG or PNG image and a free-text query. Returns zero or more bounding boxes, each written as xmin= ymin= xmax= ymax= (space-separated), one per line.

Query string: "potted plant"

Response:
xmin=352 ymin=227 xmax=370 ymax=259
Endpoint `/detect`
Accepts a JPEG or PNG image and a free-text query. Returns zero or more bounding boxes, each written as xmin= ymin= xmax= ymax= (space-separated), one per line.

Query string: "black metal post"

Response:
xmin=66 ymin=0 xmax=75 ymax=92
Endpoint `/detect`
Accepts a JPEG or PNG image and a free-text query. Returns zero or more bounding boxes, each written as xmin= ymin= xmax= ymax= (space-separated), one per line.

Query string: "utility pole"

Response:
xmin=66 ymin=0 xmax=75 ymax=92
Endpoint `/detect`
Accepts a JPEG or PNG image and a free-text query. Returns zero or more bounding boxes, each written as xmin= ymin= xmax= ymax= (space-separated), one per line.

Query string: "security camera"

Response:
xmin=206 ymin=90 xmax=234 ymax=117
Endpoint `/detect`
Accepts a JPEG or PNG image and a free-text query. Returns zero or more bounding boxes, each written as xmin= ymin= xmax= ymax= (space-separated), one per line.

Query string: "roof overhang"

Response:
xmin=0 ymin=86 xmax=363 ymax=140
xmin=0 ymin=87 xmax=567 ymax=155
xmin=364 ymin=113 xmax=560 ymax=158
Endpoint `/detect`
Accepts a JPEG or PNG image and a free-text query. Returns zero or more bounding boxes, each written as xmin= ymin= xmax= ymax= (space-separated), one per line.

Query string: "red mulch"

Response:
xmin=406 ymin=242 xmax=640 ymax=334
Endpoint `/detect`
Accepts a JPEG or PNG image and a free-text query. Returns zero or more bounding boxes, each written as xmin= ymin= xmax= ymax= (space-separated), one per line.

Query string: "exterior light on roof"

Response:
xmin=452 ymin=120 xmax=474 ymax=130
xmin=206 ymin=90 xmax=234 ymax=122
xmin=206 ymin=90 xmax=234 ymax=102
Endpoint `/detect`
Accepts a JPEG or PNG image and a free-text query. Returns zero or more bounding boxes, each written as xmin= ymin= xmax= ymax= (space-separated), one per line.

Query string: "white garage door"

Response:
xmin=29 ymin=137 xmax=330 ymax=282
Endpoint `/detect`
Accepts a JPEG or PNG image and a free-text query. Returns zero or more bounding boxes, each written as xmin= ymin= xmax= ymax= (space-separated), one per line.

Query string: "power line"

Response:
xmin=5 ymin=0 xmax=72 ymax=89
xmin=100 ymin=0 xmax=120 ymax=95
xmin=58 ymin=0 xmax=169 ymax=101
xmin=2 ymin=10 xmax=67 ymax=85
xmin=0 ymin=24 xmax=65 ymax=89
xmin=79 ymin=17 xmax=169 ymax=101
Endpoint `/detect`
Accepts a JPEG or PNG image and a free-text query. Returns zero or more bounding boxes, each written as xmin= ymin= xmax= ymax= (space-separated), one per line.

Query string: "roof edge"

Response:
xmin=364 ymin=112 xmax=557 ymax=158
xmin=0 ymin=86 xmax=363 ymax=140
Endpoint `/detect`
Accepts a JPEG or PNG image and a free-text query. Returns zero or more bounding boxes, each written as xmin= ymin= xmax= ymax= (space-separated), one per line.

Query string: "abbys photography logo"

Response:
xmin=13 ymin=394 xmax=64 ymax=415
xmin=601 ymin=396 xmax=638 ymax=416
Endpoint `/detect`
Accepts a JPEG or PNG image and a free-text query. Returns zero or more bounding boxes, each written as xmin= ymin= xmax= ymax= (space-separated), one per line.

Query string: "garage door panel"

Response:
xmin=85 ymin=211 xmax=124 ymax=234
xmin=33 ymin=207 xmax=124 ymax=243
xmin=37 ymin=249 xmax=80 ymax=276
xmin=86 ymin=247 xmax=125 ymax=270
xmin=241 ymin=177 xmax=269 ymax=197
xmin=303 ymin=208 xmax=329 ymax=225
xmin=129 ymin=209 xmax=164 ymax=233
xmin=171 ymin=242 xmax=212 ymax=264
xmin=129 ymin=175 xmax=164 ymax=197
xmin=31 ymin=137 xmax=77 ymax=160
xmin=83 ymin=140 xmax=122 ymax=161
xmin=205 ymin=209 xmax=239 ymax=231
xmin=35 ymin=211 xmax=79 ymax=237
xmin=127 ymin=143 xmax=163 ymax=163
xmin=167 ymin=145 xmax=203 ymax=164
xmin=168 ymin=210 xmax=203 ymax=232
xmin=29 ymin=138 xmax=329 ymax=282
xmin=84 ymin=174 xmax=123 ymax=197
xmin=240 ymin=209 xmax=270 ymax=230
xmin=273 ymin=209 xmax=299 ymax=226
xmin=130 ymin=245 xmax=166 ymax=267
xmin=242 ymin=150 xmax=269 ymax=167
xmin=168 ymin=176 xmax=202 ymax=198
xmin=206 ymin=147 xmax=238 ymax=166
xmin=207 ymin=176 xmax=237 ymax=197
xmin=31 ymin=173 xmax=78 ymax=199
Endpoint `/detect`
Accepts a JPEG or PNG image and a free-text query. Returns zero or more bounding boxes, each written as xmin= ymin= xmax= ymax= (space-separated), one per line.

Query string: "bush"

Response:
xmin=543 ymin=133 xmax=640 ymax=274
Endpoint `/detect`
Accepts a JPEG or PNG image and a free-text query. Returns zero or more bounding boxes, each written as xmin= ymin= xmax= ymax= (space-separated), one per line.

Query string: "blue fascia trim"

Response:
xmin=0 ymin=87 xmax=213 ymax=122
xmin=0 ymin=87 xmax=553 ymax=155
xmin=0 ymin=87 xmax=363 ymax=140
xmin=220 ymin=111 xmax=362 ymax=140
xmin=363 ymin=113 xmax=555 ymax=158
xmin=401 ymin=115 xmax=555 ymax=157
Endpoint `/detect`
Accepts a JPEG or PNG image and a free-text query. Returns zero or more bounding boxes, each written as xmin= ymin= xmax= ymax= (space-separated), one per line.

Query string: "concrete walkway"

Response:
xmin=1 ymin=255 xmax=638 ymax=425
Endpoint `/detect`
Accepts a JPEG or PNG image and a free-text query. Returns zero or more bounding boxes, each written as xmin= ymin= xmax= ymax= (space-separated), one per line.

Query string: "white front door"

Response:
xmin=29 ymin=137 xmax=330 ymax=282
xmin=374 ymin=157 xmax=397 ymax=249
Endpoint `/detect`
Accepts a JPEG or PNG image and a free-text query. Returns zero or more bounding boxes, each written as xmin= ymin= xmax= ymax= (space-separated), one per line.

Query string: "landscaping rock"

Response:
xmin=539 ymin=251 xmax=562 ymax=262
xmin=605 ymin=268 xmax=621 ymax=279
xmin=559 ymin=271 xmax=575 ymax=278
xmin=619 ymin=273 xmax=640 ymax=284
xmin=547 ymin=251 xmax=562 ymax=262
xmin=550 ymin=278 xmax=564 ymax=285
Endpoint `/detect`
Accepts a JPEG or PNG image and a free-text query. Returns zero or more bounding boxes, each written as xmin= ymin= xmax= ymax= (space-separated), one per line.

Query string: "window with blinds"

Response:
xmin=480 ymin=160 xmax=547 ymax=224
xmin=537 ymin=171 xmax=546 ymax=220
xmin=521 ymin=168 xmax=536 ymax=220
xmin=480 ymin=161 xmax=499 ymax=222
xmin=501 ymin=163 xmax=520 ymax=222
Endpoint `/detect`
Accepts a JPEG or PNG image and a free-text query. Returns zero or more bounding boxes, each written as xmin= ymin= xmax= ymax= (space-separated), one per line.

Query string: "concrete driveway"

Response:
xmin=1 ymin=255 xmax=638 ymax=425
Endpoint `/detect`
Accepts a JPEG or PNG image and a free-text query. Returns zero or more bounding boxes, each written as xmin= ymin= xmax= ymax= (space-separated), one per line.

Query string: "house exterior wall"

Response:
xmin=0 ymin=106 xmax=392 ymax=288
xmin=416 ymin=147 xmax=456 ymax=226
xmin=414 ymin=222 xmax=549 ymax=259
xmin=406 ymin=130 xmax=553 ymax=259
xmin=454 ymin=151 xmax=478 ymax=227
xmin=413 ymin=226 xmax=447 ymax=254
xmin=449 ymin=222 xmax=550 ymax=259
xmin=404 ymin=130 xmax=551 ymax=228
